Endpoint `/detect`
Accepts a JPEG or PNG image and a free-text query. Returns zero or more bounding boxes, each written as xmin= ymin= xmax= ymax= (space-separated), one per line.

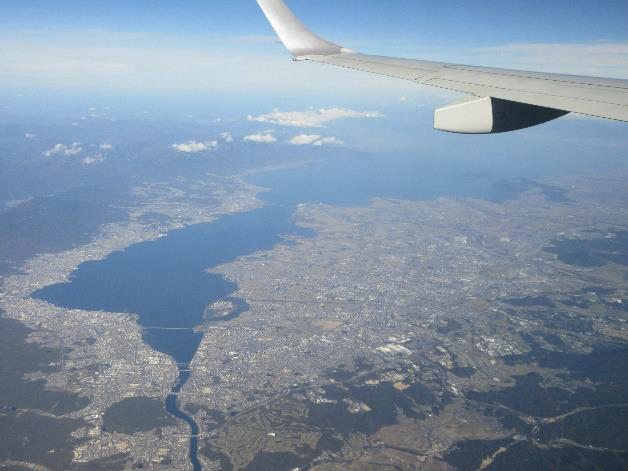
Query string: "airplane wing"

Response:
xmin=256 ymin=0 xmax=628 ymax=134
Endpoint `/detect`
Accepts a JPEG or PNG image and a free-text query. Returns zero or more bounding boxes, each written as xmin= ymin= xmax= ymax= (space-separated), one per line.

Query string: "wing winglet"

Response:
xmin=256 ymin=0 xmax=344 ymax=57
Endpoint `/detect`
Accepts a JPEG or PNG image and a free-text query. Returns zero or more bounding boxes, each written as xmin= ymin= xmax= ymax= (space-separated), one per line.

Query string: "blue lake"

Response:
xmin=32 ymin=205 xmax=312 ymax=364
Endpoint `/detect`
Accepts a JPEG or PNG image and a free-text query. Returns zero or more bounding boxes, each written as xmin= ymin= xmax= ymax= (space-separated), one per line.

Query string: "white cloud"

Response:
xmin=82 ymin=154 xmax=103 ymax=165
xmin=43 ymin=142 xmax=82 ymax=157
xmin=243 ymin=133 xmax=277 ymax=143
xmin=171 ymin=140 xmax=218 ymax=153
xmin=24 ymin=133 xmax=36 ymax=139
xmin=315 ymin=137 xmax=344 ymax=146
xmin=247 ymin=108 xmax=385 ymax=128
xmin=220 ymin=132 xmax=233 ymax=143
xmin=99 ymin=143 xmax=113 ymax=150
xmin=289 ymin=134 xmax=321 ymax=145
xmin=289 ymin=134 xmax=344 ymax=146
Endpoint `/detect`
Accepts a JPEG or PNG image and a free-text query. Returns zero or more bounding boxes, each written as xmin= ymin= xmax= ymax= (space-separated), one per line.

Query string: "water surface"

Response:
xmin=245 ymin=153 xmax=570 ymax=207
xmin=33 ymin=205 xmax=311 ymax=364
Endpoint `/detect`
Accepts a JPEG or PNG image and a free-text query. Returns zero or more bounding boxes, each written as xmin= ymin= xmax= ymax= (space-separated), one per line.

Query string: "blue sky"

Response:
xmin=2 ymin=0 xmax=628 ymax=44
xmin=1 ymin=1 xmax=627 ymax=180
xmin=2 ymin=0 xmax=627 ymax=97
xmin=1 ymin=0 xmax=628 ymax=154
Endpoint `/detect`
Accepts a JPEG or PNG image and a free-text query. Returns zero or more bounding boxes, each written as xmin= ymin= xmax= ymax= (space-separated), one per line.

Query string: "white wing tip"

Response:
xmin=257 ymin=0 xmax=345 ymax=57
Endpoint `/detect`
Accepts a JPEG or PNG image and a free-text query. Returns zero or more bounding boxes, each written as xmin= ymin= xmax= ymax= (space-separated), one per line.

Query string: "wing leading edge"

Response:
xmin=256 ymin=0 xmax=628 ymax=133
